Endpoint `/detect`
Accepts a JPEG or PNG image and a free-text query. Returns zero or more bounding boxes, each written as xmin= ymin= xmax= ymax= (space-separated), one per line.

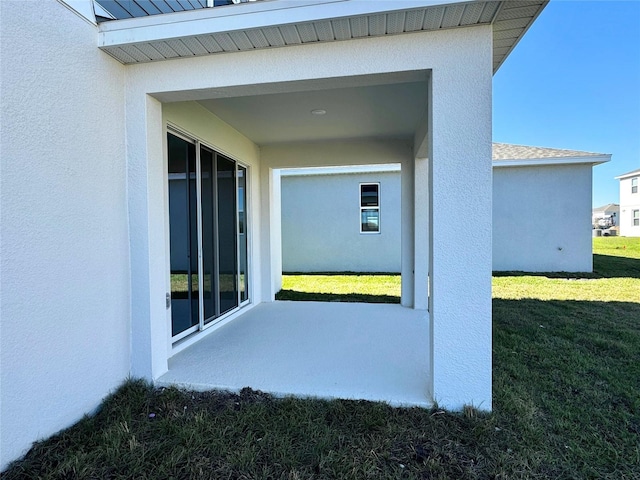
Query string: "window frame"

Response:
xmin=632 ymin=177 xmax=638 ymax=194
xmin=359 ymin=182 xmax=380 ymax=234
xmin=633 ymin=209 xmax=639 ymax=227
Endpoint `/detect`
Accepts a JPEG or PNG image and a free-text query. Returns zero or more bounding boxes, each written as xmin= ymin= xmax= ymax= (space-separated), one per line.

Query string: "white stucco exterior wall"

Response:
xmin=427 ymin=31 xmax=493 ymax=410
xmin=618 ymin=174 xmax=640 ymax=237
xmin=122 ymin=25 xmax=494 ymax=410
xmin=281 ymin=170 xmax=402 ymax=273
xmin=493 ymin=164 xmax=594 ymax=272
xmin=0 ymin=0 xmax=129 ymax=470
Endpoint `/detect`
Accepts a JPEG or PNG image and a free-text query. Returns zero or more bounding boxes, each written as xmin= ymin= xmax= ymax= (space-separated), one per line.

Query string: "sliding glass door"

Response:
xmin=168 ymin=131 xmax=249 ymax=341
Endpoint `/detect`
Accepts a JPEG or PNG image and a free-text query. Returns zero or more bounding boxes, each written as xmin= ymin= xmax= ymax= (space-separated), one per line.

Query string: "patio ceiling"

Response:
xmin=197 ymin=80 xmax=427 ymax=145
xmin=156 ymin=70 xmax=428 ymax=145
xmin=97 ymin=0 xmax=549 ymax=72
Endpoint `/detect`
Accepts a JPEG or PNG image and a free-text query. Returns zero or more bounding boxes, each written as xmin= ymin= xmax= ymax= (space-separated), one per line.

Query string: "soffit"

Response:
xmin=196 ymin=81 xmax=427 ymax=145
xmin=97 ymin=0 xmax=548 ymax=73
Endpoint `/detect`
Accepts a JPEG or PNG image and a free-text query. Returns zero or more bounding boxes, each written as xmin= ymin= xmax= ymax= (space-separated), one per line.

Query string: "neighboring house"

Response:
xmin=282 ymin=144 xmax=610 ymax=273
xmin=592 ymin=203 xmax=620 ymax=229
xmin=492 ymin=143 xmax=610 ymax=272
xmin=0 ymin=0 xmax=548 ymax=469
xmin=281 ymin=165 xmax=402 ymax=273
xmin=615 ymin=169 xmax=640 ymax=237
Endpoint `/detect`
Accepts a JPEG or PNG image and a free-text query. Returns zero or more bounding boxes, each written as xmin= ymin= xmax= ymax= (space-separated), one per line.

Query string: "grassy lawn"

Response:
xmin=5 ymin=238 xmax=639 ymax=479
xmin=277 ymin=273 xmax=401 ymax=303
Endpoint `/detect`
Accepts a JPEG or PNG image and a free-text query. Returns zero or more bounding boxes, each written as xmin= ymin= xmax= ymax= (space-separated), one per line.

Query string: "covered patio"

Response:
xmin=121 ymin=1 xmax=497 ymax=411
xmin=157 ymin=301 xmax=431 ymax=407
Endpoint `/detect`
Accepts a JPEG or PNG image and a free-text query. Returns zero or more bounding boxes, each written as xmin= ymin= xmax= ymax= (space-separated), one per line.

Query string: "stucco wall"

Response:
xmin=493 ymin=164 xmax=593 ymax=272
xmin=619 ymin=175 xmax=640 ymax=237
xmin=281 ymin=170 xmax=401 ymax=272
xmin=0 ymin=0 xmax=129 ymax=470
xmin=124 ymin=24 xmax=493 ymax=410
xmin=282 ymin=164 xmax=596 ymax=273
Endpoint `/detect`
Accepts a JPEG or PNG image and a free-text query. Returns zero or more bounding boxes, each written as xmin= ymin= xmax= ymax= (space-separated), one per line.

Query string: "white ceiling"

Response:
xmin=197 ymin=80 xmax=428 ymax=145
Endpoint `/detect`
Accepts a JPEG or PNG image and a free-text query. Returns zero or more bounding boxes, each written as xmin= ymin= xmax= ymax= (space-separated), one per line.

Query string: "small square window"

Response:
xmin=360 ymin=183 xmax=380 ymax=233
xmin=632 ymin=177 xmax=638 ymax=194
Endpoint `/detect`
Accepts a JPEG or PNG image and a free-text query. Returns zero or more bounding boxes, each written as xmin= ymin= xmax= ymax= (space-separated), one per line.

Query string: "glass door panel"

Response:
xmin=217 ymin=154 xmax=239 ymax=314
xmin=238 ymin=166 xmax=248 ymax=303
xmin=168 ymin=131 xmax=249 ymax=341
xmin=168 ymin=133 xmax=199 ymax=337
xmin=200 ymin=146 xmax=218 ymax=324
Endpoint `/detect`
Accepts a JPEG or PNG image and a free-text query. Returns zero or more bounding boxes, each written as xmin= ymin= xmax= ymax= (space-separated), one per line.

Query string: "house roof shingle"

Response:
xmin=492 ymin=142 xmax=608 ymax=161
xmin=592 ymin=203 xmax=619 ymax=212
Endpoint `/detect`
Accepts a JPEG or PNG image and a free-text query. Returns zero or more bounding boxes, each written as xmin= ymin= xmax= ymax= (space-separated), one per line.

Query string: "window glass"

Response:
xmin=632 ymin=177 xmax=638 ymax=194
xmin=361 ymin=184 xmax=379 ymax=207
xmin=633 ymin=209 xmax=639 ymax=226
xmin=360 ymin=183 xmax=380 ymax=233
xmin=361 ymin=209 xmax=380 ymax=232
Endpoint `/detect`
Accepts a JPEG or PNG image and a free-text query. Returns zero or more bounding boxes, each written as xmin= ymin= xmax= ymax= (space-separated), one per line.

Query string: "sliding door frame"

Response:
xmin=167 ymin=124 xmax=251 ymax=344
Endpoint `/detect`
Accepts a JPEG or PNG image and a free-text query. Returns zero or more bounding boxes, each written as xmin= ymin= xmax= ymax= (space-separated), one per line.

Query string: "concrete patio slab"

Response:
xmin=157 ymin=301 xmax=432 ymax=407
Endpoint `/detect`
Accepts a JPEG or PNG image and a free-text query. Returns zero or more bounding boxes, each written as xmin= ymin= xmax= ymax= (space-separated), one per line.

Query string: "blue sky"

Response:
xmin=493 ymin=0 xmax=640 ymax=207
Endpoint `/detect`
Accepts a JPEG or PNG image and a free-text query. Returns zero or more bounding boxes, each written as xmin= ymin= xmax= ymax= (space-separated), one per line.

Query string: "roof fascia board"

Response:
xmin=98 ymin=0 xmax=470 ymax=46
xmin=281 ymin=164 xmax=402 ymax=177
xmin=614 ymin=170 xmax=640 ymax=179
xmin=493 ymin=155 xmax=611 ymax=168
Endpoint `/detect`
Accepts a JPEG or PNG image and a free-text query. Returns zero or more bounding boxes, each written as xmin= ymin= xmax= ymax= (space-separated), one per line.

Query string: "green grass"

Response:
xmin=277 ymin=273 xmax=401 ymax=303
xmin=4 ymin=237 xmax=640 ymax=479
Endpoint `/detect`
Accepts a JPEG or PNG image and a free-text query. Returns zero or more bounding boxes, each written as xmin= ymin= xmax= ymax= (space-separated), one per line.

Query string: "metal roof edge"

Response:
xmin=97 ymin=0 xmax=468 ymax=45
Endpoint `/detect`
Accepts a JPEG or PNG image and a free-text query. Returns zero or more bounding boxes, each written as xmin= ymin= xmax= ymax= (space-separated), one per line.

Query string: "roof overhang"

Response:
xmin=492 ymin=154 xmax=611 ymax=168
xmin=97 ymin=0 xmax=548 ymax=72
xmin=614 ymin=169 xmax=640 ymax=180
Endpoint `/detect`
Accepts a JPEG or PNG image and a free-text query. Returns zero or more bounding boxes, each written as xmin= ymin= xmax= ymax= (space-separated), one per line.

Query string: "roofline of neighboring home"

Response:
xmin=96 ymin=0 xmax=548 ymax=72
xmin=281 ymin=164 xmax=402 ymax=177
xmin=492 ymin=154 xmax=611 ymax=168
xmin=614 ymin=168 xmax=640 ymax=180
xmin=592 ymin=203 xmax=619 ymax=212
xmin=280 ymin=154 xmax=612 ymax=177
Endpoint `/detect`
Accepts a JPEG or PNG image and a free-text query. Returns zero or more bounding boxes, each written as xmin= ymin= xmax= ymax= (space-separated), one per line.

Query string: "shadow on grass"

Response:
xmin=493 ymin=254 xmax=640 ymax=280
xmin=276 ymin=289 xmax=400 ymax=304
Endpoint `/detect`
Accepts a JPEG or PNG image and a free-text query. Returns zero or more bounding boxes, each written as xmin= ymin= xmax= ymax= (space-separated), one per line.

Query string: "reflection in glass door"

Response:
xmin=168 ymin=131 xmax=249 ymax=341
xmin=199 ymin=146 xmax=217 ymax=325
xmin=217 ymin=155 xmax=238 ymax=315
xmin=238 ymin=166 xmax=248 ymax=303
xmin=168 ymin=134 xmax=199 ymax=339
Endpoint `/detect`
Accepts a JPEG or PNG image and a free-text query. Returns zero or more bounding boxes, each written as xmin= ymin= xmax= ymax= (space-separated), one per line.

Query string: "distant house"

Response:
xmin=592 ymin=203 xmax=620 ymax=229
xmin=282 ymin=143 xmax=610 ymax=273
xmin=615 ymin=169 xmax=640 ymax=237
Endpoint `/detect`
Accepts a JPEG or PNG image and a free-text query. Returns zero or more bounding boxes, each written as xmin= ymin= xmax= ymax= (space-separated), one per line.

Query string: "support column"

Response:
xmin=259 ymin=167 xmax=282 ymax=302
xmin=400 ymin=156 xmax=415 ymax=307
xmin=413 ymin=156 xmax=430 ymax=310
xmin=127 ymin=94 xmax=169 ymax=380
xmin=429 ymin=46 xmax=493 ymax=410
